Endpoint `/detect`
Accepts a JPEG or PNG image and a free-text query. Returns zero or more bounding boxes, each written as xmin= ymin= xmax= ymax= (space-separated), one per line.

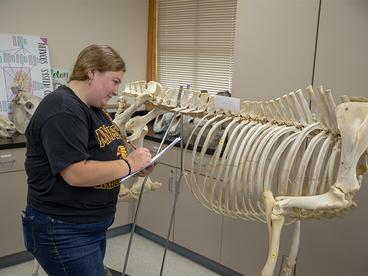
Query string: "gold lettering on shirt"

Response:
xmin=95 ymin=124 xmax=122 ymax=148
xmin=117 ymin=145 xmax=127 ymax=159
xmin=94 ymin=179 xmax=121 ymax=190
xmin=94 ymin=123 xmax=126 ymax=190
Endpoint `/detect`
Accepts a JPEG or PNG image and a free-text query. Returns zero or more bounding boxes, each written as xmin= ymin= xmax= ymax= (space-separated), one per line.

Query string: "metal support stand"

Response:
xmin=159 ymin=84 xmax=189 ymax=275
xmin=122 ymin=86 xmax=184 ymax=276
xmin=159 ymin=110 xmax=184 ymax=275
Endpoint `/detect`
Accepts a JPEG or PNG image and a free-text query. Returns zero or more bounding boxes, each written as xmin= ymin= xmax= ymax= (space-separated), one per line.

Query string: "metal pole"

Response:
xmin=159 ymin=85 xmax=187 ymax=275
xmin=122 ymin=175 xmax=148 ymax=275
xmin=122 ymin=86 xmax=183 ymax=275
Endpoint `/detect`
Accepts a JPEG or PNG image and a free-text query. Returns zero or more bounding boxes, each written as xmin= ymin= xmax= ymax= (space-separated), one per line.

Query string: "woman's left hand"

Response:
xmin=136 ymin=162 xmax=157 ymax=177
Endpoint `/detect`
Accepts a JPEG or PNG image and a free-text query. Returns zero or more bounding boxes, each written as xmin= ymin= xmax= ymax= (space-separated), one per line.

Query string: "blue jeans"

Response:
xmin=22 ymin=206 xmax=114 ymax=276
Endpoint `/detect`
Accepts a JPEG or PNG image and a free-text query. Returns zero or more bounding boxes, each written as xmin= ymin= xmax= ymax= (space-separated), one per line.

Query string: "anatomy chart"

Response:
xmin=0 ymin=33 xmax=52 ymax=117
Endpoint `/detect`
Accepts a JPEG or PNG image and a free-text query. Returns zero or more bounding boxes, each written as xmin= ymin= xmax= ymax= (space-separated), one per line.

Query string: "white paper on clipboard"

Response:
xmin=120 ymin=137 xmax=181 ymax=182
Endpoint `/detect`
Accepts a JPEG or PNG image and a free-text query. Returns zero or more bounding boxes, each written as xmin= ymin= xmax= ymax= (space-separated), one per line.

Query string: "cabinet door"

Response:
xmin=174 ymin=173 xmax=222 ymax=262
xmin=137 ymin=163 xmax=176 ymax=240
xmin=0 ymin=170 xmax=28 ymax=257
xmin=220 ymin=217 xmax=271 ymax=275
xmin=111 ymin=200 xmax=131 ymax=228
xmin=0 ymin=148 xmax=26 ymax=173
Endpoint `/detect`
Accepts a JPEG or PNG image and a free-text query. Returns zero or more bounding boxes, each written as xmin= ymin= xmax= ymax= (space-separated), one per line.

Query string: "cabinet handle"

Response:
xmin=0 ymin=154 xmax=15 ymax=165
xmin=168 ymin=170 xmax=174 ymax=192
xmin=0 ymin=159 xmax=16 ymax=165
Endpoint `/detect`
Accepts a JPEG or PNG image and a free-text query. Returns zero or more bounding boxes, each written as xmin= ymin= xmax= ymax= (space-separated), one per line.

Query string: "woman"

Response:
xmin=22 ymin=44 xmax=153 ymax=275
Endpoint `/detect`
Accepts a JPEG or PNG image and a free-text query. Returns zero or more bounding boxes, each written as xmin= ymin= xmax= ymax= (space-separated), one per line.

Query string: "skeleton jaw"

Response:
xmin=0 ymin=129 xmax=16 ymax=138
xmin=0 ymin=115 xmax=16 ymax=138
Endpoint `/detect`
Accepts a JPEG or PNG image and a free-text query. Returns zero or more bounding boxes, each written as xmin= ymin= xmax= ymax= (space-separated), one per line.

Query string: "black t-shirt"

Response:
xmin=25 ymin=85 xmax=126 ymax=223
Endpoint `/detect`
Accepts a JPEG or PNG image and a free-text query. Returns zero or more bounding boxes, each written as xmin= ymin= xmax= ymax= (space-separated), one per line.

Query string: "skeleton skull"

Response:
xmin=12 ymin=91 xmax=41 ymax=134
xmin=0 ymin=115 xmax=16 ymax=138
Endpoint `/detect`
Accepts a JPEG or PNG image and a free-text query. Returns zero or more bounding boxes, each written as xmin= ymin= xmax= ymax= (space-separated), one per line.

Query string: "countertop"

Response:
xmin=0 ymin=123 xmax=217 ymax=155
xmin=0 ymin=133 xmax=27 ymax=150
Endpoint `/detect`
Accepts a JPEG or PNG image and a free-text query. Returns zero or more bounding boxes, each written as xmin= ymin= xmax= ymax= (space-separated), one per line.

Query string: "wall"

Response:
xmin=232 ymin=0 xmax=319 ymax=100
xmin=0 ymin=0 xmax=149 ymax=102
xmin=231 ymin=0 xmax=368 ymax=275
xmin=301 ymin=1 xmax=368 ymax=275
xmin=314 ymin=0 xmax=368 ymax=97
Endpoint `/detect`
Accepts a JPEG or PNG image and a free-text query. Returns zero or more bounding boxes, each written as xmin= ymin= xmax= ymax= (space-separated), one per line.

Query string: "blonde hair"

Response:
xmin=69 ymin=44 xmax=126 ymax=81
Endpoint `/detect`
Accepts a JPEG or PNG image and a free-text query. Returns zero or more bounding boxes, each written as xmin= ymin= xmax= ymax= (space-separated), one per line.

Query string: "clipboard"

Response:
xmin=120 ymin=137 xmax=181 ymax=182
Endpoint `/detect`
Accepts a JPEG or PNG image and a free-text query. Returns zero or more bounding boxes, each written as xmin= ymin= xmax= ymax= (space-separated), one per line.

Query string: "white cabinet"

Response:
xmin=111 ymin=200 xmax=131 ymax=229
xmin=0 ymin=146 xmax=132 ymax=258
xmin=137 ymin=163 xmax=176 ymax=239
xmin=220 ymin=217 xmax=267 ymax=275
xmin=136 ymin=139 xmax=178 ymax=239
xmin=138 ymin=139 xmax=223 ymax=261
xmin=174 ymin=175 xmax=222 ymax=262
xmin=0 ymin=148 xmax=28 ymax=257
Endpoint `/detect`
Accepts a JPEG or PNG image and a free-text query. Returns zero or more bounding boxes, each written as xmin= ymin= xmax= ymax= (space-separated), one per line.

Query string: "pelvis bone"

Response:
xmin=113 ymin=89 xmax=163 ymax=202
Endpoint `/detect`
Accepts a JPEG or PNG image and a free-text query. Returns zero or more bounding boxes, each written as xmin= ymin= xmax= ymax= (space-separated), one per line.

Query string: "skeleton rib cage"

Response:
xmin=185 ymin=99 xmax=342 ymax=223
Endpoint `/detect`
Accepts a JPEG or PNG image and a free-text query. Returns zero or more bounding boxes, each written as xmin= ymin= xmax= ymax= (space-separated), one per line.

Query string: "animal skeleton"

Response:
xmin=120 ymin=81 xmax=368 ymax=276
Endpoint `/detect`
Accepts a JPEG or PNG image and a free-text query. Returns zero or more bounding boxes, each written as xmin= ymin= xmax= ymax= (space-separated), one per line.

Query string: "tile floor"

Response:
xmin=0 ymin=234 xmax=219 ymax=276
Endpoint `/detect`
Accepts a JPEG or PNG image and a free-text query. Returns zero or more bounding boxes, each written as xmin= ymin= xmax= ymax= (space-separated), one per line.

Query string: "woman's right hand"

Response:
xmin=125 ymin=147 xmax=152 ymax=173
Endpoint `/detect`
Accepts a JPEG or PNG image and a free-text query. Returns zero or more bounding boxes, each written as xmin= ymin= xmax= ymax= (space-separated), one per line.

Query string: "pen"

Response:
xmin=124 ymin=138 xmax=155 ymax=157
xmin=127 ymin=141 xmax=137 ymax=150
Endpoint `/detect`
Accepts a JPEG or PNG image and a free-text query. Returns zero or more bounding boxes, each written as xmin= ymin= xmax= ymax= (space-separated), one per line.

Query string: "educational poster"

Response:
xmin=0 ymin=33 xmax=52 ymax=117
xmin=51 ymin=68 xmax=69 ymax=90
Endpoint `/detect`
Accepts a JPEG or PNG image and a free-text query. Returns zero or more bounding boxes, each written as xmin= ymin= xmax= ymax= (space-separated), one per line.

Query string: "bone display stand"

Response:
xmin=122 ymin=86 xmax=185 ymax=276
xmin=159 ymin=85 xmax=189 ymax=276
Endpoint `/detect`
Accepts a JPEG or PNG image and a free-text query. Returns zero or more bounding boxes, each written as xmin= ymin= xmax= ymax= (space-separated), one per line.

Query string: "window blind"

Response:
xmin=157 ymin=0 xmax=237 ymax=94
